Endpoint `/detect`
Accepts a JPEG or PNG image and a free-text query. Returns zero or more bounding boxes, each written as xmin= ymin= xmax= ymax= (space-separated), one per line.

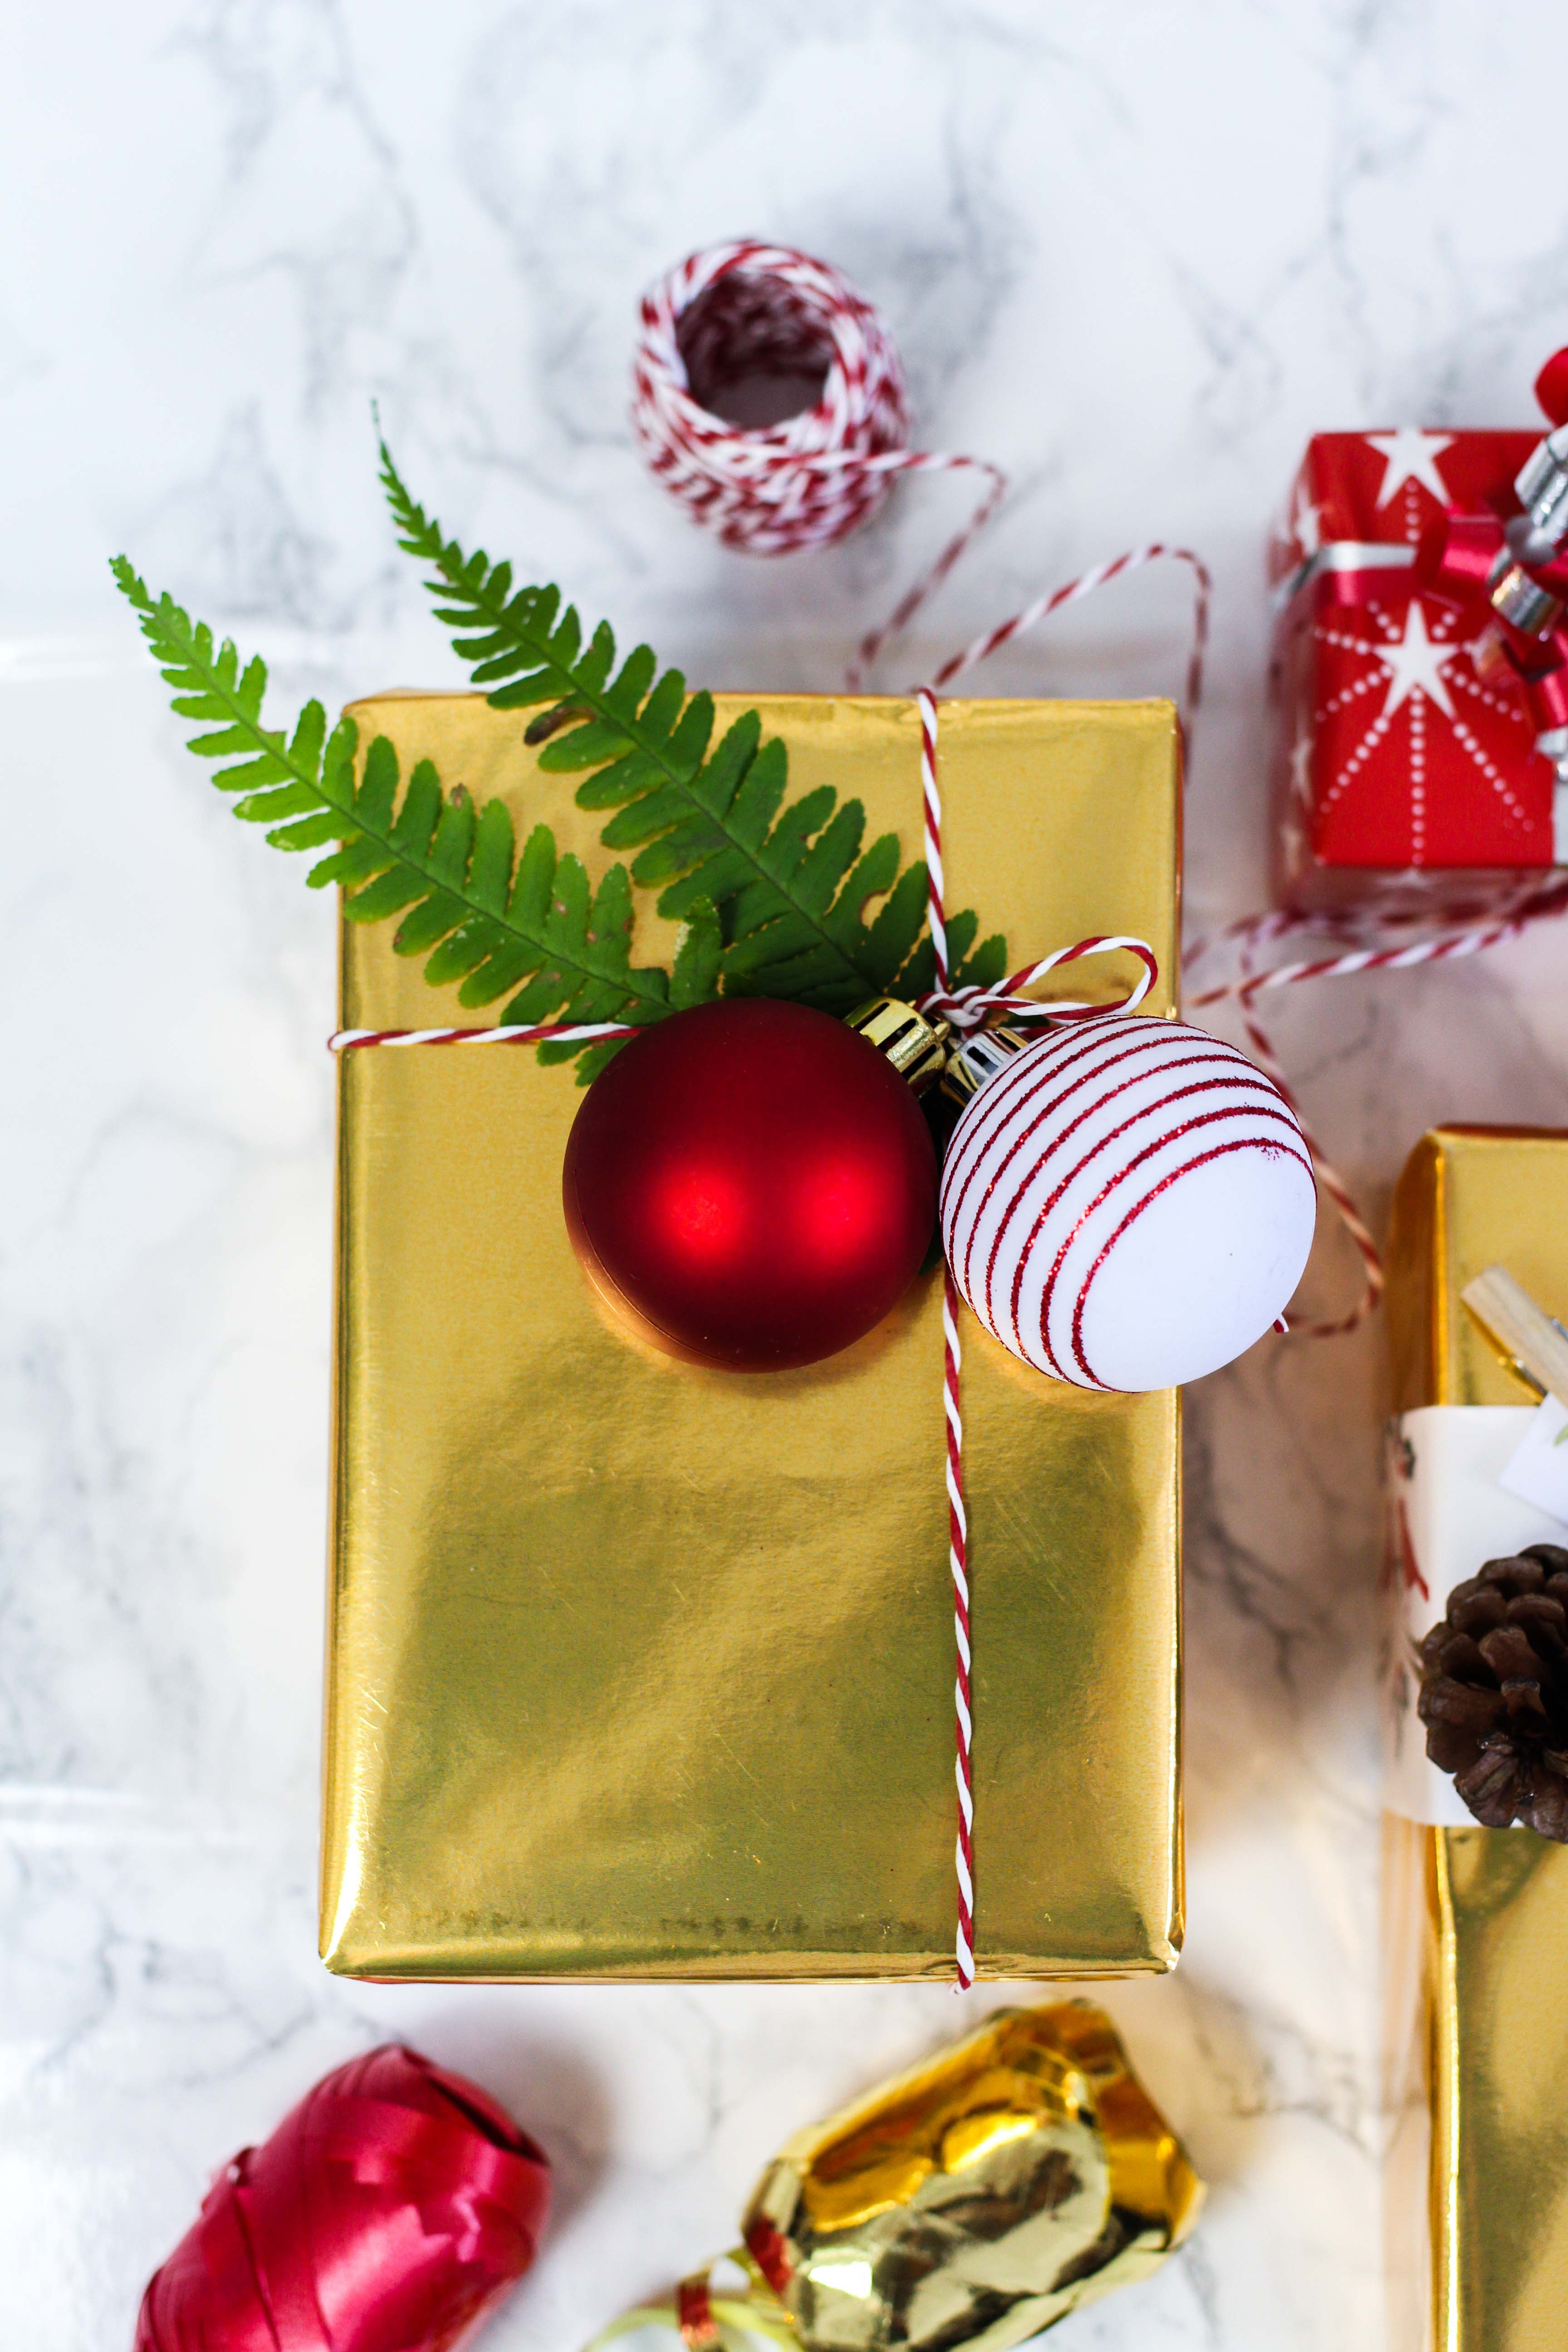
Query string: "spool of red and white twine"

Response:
xmin=630 ymin=240 xmax=1005 ymax=688
xmin=334 ymin=241 xmax=1568 ymax=1988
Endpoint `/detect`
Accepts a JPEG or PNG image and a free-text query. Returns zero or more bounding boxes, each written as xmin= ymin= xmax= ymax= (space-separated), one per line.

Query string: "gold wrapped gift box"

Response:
xmin=1386 ymin=1127 xmax=1568 ymax=2352
xmin=321 ymin=691 xmax=1183 ymax=1981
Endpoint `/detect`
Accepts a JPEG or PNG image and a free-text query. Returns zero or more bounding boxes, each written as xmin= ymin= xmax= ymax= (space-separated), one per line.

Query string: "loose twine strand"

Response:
xmin=911 ymin=661 xmax=1177 ymax=1990
xmin=1183 ymin=871 xmax=1568 ymax=1335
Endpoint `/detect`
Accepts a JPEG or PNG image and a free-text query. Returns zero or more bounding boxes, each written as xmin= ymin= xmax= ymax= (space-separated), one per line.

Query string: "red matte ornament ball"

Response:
xmin=562 ymin=998 xmax=939 ymax=1371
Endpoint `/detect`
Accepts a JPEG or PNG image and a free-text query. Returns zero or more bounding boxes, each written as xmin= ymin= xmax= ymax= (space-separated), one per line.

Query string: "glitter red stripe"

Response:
xmin=1028 ymin=1101 xmax=1311 ymax=1383
xmin=940 ymin=1019 xmax=1180 ymax=1288
xmin=952 ymin=1035 xmax=1259 ymax=1316
xmin=1025 ymin=1096 xmax=1316 ymax=1373
xmin=1070 ymin=1134 xmax=1315 ymax=1383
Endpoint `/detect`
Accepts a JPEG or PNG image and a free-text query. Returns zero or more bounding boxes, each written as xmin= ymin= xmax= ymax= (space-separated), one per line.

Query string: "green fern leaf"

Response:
xmin=112 ymin=556 xmax=692 ymax=1076
xmin=670 ymin=899 xmax=723 ymax=1010
xmin=378 ymin=441 xmax=1005 ymax=1017
xmin=890 ymin=910 xmax=1009 ymax=1002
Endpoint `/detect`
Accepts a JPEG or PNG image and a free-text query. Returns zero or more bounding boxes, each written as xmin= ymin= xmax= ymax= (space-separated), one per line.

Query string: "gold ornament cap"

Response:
xmin=844 ymin=998 xmax=951 ymax=1094
xmin=939 ymin=1022 xmax=1032 ymax=1105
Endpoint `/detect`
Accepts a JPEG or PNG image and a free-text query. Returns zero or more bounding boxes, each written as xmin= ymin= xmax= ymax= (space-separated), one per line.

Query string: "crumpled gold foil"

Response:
xmin=671 ymin=2004 xmax=1202 ymax=2352
xmin=1385 ymin=1126 xmax=1568 ymax=2352
xmin=321 ymin=692 xmax=1183 ymax=1982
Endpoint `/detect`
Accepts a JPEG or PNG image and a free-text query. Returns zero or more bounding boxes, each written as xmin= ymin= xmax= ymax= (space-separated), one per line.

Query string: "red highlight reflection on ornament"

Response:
xmin=563 ymin=999 xmax=937 ymax=1372
xmin=796 ymin=1156 xmax=887 ymax=1274
xmin=656 ymin=1163 xmax=750 ymax=1266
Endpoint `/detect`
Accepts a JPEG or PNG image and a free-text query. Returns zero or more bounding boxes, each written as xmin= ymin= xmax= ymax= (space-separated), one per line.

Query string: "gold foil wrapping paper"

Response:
xmin=1385 ymin=1127 xmax=1568 ymax=2352
xmin=735 ymin=2004 xmax=1202 ymax=2350
xmin=321 ymin=692 xmax=1182 ymax=1981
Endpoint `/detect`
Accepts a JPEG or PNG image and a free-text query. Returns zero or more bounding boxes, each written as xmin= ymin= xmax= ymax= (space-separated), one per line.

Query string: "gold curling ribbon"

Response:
xmin=583 ymin=2004 xmax=1203 ymax=2352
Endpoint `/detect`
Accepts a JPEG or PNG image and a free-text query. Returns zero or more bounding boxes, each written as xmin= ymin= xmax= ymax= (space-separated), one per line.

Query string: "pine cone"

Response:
xmin=1418 ymin=1544 xmax=1568 ymax=1839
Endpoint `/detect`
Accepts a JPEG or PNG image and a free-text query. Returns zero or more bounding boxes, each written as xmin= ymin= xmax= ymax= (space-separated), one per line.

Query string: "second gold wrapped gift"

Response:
xmin=1384 ymin=1126 xmax=1568 ymax=2352
xmin=321 ymin=691 xmax=1183 ymax=1981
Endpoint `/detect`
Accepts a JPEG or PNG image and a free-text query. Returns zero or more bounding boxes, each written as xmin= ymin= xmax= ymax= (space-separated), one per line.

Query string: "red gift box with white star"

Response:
xmin=1269 ymin=425 xmax=1561 ymax=911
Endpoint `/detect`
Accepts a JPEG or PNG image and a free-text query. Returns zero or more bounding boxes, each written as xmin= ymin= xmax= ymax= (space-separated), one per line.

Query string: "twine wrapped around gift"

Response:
xmin=330 ymin=691 xmax=1189 ymax=1990
xmin=133 ymin=2043 xmax=550 ymax=2351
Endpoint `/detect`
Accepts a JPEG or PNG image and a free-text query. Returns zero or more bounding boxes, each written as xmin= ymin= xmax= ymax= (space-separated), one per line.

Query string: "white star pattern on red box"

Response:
xmin=1308 ymin=595 xmax=1532 ymax=864
xmin=1272 ymin=425 xmax=1558 ymax=891
xmin=1364 ymin=426 xmax=1458 ymax=508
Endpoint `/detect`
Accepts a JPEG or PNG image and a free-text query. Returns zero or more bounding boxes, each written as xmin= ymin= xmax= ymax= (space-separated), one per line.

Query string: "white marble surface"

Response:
xmin=8 ymin=3 xmax=1568 ymax=2344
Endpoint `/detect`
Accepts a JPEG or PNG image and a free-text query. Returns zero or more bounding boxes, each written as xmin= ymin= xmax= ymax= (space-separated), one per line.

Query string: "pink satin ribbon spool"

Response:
xmin=133 ymin=2043 xmax=550 ymax=2351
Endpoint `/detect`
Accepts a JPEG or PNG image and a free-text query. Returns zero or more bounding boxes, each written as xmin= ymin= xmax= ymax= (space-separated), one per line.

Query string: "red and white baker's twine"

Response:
xmin=1183 ymin=872 xmax=1568 ymax=1335
xmin=631 ymin=241 xmax=1006 ymax=688
xmin=939 ymin=1270 xmax=975 ymax=1988
xmin=911 ymin=697 xmax=1163 ymax=1989
xmin=333 ymin=1022 xmax=633 ymax=1051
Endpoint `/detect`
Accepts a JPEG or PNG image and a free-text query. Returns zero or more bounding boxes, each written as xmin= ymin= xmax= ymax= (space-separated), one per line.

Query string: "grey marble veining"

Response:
xmin=7 ymin=2 xmax=1568 ymax=2343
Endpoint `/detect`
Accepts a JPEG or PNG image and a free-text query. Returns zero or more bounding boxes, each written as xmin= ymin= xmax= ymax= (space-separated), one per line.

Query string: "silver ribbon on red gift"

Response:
xmin=1427 ymin=382 xmax=1568 ymax=794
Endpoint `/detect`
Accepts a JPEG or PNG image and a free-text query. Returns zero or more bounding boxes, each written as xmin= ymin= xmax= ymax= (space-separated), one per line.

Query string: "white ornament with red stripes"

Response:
xmin=938 ymin=1014 xmax=1318 ymax=1392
